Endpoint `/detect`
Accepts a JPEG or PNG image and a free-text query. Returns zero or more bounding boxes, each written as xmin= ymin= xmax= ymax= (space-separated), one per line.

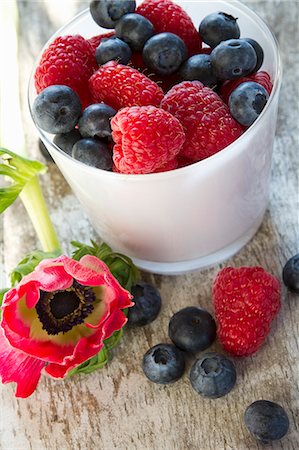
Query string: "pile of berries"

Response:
xmin=33 ymin=0 xmax=273 ymax=174
xmin=128 ymin=263 xmax=291 ymax=443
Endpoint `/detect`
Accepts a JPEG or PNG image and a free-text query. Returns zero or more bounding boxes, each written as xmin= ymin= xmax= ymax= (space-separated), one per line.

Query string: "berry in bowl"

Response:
xmin=28 ymin=0 xmax=282 ymax=275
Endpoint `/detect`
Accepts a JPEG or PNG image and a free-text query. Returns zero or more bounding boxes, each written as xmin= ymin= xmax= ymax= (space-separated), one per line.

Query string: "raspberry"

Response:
xmin=154 ymin=157 xmax=178 ymax=173
xmin=34 ymin=35 xmax=97 ymax=108
xmin=136 ymin=0 xmax=202 ymax=55
xmin=111 ymin=106 xmax=185 ymax=174
xmin=129 ymin=54 xmax=177 ymax=93
xmin=87 ymin=32 xmax=115 ymax=54
xmin=219 ymin=71 xmax=273 ymax=105
xmin=161 ymin=81 xmax=243 ymax=161
xmin=130 ymin=52 xmax=147 ymax=71
xmin=200 ymin=47 xmax=212 ymax=55
xmin=89 ymin=62 xmax=163 ymax=111
xmin=212 ymin=267 xmax=281 ymax=356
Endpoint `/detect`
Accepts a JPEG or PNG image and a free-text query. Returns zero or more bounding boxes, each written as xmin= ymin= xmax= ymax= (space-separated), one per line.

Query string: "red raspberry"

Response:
xmin=220 ymin=71 xmax=273 ymax=105
xmin=129 ymin=54 xmax=178 ymax=93
xmin=111 ymin=106 xmax=185 ymax=174
xmin=213 ymin=267 xmax=281 ymax=356
xmin=161 ymin=81 xmax=243 ymax=162
xmin=129 ymin=52 xmax=147 ymax=71
xmin=89 ymin=61 xmax=164 ymax=111
xmin=200 ymin=47 xmax=212 ymax=55
xmin=154 ymin=157 xmax=178 ymax=173
xmin=136 ymin=0 xmax=202 ymax=55
xmin=34 ymin=35 xmax=97 ymax=108
xmin=87 ymin=32 xmax=115 ymax=54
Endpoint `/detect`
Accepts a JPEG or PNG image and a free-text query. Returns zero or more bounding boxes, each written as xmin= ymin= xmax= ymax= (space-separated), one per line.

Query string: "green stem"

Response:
xmin=0 ymin=1 xmax=61 ymax=254
xmin=20 ymin=176 xmax=60 ymax=253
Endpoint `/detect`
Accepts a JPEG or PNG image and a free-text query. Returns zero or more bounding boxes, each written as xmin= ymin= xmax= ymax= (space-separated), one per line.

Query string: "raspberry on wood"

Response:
xmin=212 ymin=266 xmax=281 ymax=356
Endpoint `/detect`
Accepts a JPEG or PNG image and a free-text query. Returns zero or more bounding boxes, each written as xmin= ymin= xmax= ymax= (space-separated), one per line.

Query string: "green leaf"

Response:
xmin=10 ymin=249 xmax=61 ymax=286
xmin=0 ymin=288 xmax=9 ymax=305
xmin=68 ymin=347 xmax=109 ymax=376
xmin=0 ymin=289 xmax=9 ymax=319
xmin=0 ymin=148 xmax=46 ymax=214
xmin=71 ymin=240 xmax=139 ymax=292
xmin=104 ymin=328 xmax=123 ymax=351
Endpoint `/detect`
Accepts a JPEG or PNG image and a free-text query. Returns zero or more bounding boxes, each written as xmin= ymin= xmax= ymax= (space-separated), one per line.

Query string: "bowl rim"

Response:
xmin=28 ymin=0 xmax=283 ymax=181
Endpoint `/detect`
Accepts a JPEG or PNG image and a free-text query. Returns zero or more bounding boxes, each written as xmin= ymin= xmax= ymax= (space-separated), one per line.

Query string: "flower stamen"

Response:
xmin=35 ymin=281 xmax=96 ymax=335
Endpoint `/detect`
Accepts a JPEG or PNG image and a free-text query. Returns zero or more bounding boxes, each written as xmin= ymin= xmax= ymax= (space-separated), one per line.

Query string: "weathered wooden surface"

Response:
xmin=0 ymin=1 xmax=298 ymax=449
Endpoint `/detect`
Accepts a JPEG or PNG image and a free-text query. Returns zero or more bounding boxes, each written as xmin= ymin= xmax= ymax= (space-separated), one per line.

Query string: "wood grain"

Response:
xmin=0 ymin=1 xmax=298 ymax=449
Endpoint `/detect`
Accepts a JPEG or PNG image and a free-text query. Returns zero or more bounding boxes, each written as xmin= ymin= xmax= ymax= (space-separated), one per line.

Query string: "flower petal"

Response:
xmin=102 ymin=309 xmax=128 ymax=340
xmin=45 ymin=331 xmax=105 ymax=378
xmin=0 ymin=328 xmax=45 ymax=398
xmin=62 ymin=257 xmax=105 ymax=286
xmin=2 ymin=318 xmax=77 ymax=364
xmin=81 ymin=256 xmax=134 ymax=309
xmin=80 ymin=255 xmax=108 ymax=274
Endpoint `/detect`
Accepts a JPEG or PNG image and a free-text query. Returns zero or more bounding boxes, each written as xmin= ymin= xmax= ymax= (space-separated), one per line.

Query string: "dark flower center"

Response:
xmin=35 ymin=281 xmax=96 ymax=335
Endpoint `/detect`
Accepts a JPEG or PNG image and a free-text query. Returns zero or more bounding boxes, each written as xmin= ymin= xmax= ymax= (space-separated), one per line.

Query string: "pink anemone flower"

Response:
xmin=0 ymin=255 xmax=133 ymax=398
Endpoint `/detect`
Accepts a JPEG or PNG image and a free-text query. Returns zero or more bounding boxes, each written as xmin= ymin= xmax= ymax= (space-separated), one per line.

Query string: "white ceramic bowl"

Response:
xmin=28 ymin=0 xmax=282 ymax=275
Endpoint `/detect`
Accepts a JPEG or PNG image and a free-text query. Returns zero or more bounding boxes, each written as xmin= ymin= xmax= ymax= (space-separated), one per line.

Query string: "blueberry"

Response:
xmin=53 ymin=129 xmax=82 ymax=156
xmin=243 ymin=38 xmax=264 ymax=72
xmin=179 ymin=54 xmax=217 ymax=87
xmin=168 ymin=306 xmax=216 ymax=353
xmin=142 ymin=344 xmax=185 ymax=384
xmin=115 ymin=13 xmax=155 ymax=52
xmin=199 ymin=12 xmax=240 ymax=48
xmin=143 ymin=32 xmax=187 ymax=75
xmin=32 ymin=85 xmax=82 ymax=134
xmin=189 ymin=352 xmax=236 ymax=398
xmin=72 ymin=138 xmax=113 ymax=170
xmin=78 ymin=103 xmax=116 ymax=139
xmin=90 ymin=0 xmax=136 ymax=29
xmin=244 ymin=400 xmax=289 ymax=443
xmin=38 ymin=138 xmax=54 ymax=162
xmin=211 ymin=39 xmax=257 ymax=80
xmin=128 ymin=282 xmax=161 ymax=326
xmin=96 ymin=37 xmax=131 ymax=65
xmin=229 ymin=81 xmax=269 ymax=126
xmin=282 ymin=254 xmax=299 ymax=293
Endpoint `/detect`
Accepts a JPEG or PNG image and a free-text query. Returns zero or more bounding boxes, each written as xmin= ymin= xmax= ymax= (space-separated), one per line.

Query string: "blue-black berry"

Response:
xmin=244 ymin=400 xmax=289 ymax=443
xmin=282 ymin=254 xmax=299 ymax=293
xmin=54 ymin=129 xmax=82 ymax=156
xmin=178 ymin=54 xmax=217 ymax=87
xmin=143 ymin=32 xmax=187 ymax=75
xmin=199 ymin=12 xmax=240 ymax=48
xmin=229 ymin=81 xmax=269 ymax=126
xmin=72 ymin=138 xmax=113 ymax=170
xmin=90 ymin=0 xmax=136 ymax=29
xmin=189 ymin=352 xmax=236 ymax=398
xmin=96 ymin=37 xmax=132 ymax=65
xmin=142 ymin=344 xmax=185 ymax=384
xmin=115 ymin=13 xmax=155 ymax=52
xmin=32 ymin=85 xmax=82 ymax=134
xmin=168 ymin=306 xmax=216 ymax=353
xmin=211 ymin=39 xmax=257 ymax=80
xmin=128 ymin=282 xmax=161 ymax=326
xmin=78 ymin=103 xmax=116 ymax=139
xmin=243 ymin=38 xmax=264 ymax=72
